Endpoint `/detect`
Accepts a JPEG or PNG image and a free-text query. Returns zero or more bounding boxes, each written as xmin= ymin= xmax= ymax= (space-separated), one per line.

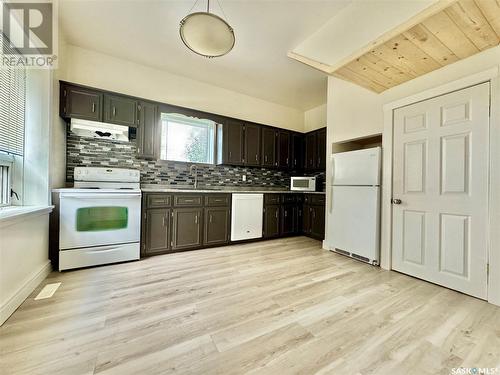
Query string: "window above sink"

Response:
xmin=159 ymin=113 xmax=216 ymax=164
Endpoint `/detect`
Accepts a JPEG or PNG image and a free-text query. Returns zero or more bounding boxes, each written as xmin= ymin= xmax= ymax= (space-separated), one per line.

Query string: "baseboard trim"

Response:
xmin=0 ymin=260 xmax=52 ymax=326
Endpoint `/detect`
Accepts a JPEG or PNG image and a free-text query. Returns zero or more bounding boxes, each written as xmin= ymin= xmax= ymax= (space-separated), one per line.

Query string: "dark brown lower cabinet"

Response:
xmin=263 ymin=205 xmax=280 ymax=238
xmin=302 ymin=194 xmax=325 ymax=240
xmin=172 ymin=208 xmax=203 ymax=250
xmin=144 ymin=208 xmax=171 ymax=255
xmin=141 ymin=192 xmax=325 ymax=258
xmin=281 ymin=204 xmax=296 ymax=236
xmin=204 ymin=207 xmax=230 ymax=246
xmin=303 ymin=204 xmax=311 ymax=236
xmin=310 ymin=205 xmax=325 ymax=240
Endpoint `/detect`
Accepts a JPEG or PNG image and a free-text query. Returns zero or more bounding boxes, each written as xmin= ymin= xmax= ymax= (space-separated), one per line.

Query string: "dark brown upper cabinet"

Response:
xmin=104 ymin=94 xmax=138 ymax=127
xmin=277 ymin=130 xmax=291 ymax=169
xmin=291 ymin=133 xmax=304 ymax=171
xmin=136 ymin=101 xmax=158 ymax=159
xmin=244 ymin=123 xmax=261 ymax=166
xmin=218 ymin=120 xmax=245 ymax=165
xmin=305 ymin=132 xmax=317 ymax=170
xmin=61 ymin=84 xmax=103 ymax=122
xmin=172 ymin=208 xmax=203 ymax=250
xmin=316 ymin=128 xmax=327 ymax=170
xmin=261 ymin=127 xmax=277 ymax=168
xmin=204 ymin=207 xmax=230 ymax=246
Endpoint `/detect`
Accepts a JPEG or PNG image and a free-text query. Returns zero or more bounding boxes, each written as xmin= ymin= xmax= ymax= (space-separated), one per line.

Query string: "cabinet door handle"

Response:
xmin=284 ymin=210 xmax=287 ymax=217
xmin=209 ymin=214 xmax=213 ymax=223
xmin=162 ymin=216 xmax=166 ymax=226
xmin=275 ymin=210 xmax=278 ymax=219
xmin=265 ymin=155 xmax=268 ymax=162
xmin=112 ymin=106 xmax=116 ymax=116
xmin=92 ymin=102 xmax=96 ymax=113
xmin=194 ymin=215 xmax=198 ymax=224
xmin=229 ymin=151 xmax=232 ymax=158
xmin=255 ymin=154 xmax=258 ymax=161
xmin=286 ymin=157 xmax=289 ymax=165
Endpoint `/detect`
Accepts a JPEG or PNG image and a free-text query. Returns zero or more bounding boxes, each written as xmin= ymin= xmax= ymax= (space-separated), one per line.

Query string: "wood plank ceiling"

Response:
xmin=325 ymin=0 xmax=500 ymax=93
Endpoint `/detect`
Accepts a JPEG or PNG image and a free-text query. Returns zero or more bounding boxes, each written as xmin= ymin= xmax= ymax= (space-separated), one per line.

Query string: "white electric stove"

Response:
xmin=52 ymin=167 xmax=141 ymax=271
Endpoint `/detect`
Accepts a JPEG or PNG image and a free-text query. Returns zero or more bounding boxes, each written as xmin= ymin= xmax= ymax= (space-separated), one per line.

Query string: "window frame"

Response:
xmin=0 ymin=153 xmax=13 ymax=207
xmin=158 ymin=112 xmax=218 ymax=166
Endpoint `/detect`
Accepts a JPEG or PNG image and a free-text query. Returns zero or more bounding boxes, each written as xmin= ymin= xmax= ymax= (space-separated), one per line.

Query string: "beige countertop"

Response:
xmin=140 ymin=185 xmax=326 ymax=194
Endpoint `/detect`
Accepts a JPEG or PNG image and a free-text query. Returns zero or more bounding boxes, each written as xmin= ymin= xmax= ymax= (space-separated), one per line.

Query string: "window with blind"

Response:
xmin=0 ymin=36 xmax=26 ymax=205
xmin=0 ymin=61 xmax=26 ymax=156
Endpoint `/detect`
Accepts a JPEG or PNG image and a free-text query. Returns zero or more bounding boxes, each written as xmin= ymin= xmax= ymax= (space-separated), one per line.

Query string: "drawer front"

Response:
xmin=146 ymin=194 xmax=171 ymax=208
xmin=311 ymin=194 xmax=326 ymax=205
xmin=174 ymin=194 xmax=203 ymax=207
xmin=282 ymin=194 xmax=296 ymax=204
xmin=264 ymin=194 xmax=280 ymax=205
xmin=205 ymin=194 xmax=230 ymax=207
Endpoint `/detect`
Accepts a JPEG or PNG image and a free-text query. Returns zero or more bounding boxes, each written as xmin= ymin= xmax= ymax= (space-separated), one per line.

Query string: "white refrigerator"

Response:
xmin=327 ymin=147 xmax=381 ymax=265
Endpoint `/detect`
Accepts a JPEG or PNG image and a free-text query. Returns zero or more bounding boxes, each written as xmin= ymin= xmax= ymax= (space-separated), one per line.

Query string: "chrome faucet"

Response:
xmin=190 ymin=164 xmax=198 ymax=189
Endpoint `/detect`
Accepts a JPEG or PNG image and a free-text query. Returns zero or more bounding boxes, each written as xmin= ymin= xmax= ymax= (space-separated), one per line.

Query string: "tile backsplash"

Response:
xmin=66 ymin=131 xmax=297 ymax=188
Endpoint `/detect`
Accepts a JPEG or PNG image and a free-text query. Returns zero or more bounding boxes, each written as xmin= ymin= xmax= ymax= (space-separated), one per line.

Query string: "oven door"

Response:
xmin=59 ymin=192 xmax=141 ymax=250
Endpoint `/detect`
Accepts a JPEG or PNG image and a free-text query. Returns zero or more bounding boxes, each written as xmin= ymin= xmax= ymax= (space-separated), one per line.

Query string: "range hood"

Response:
xmin=70 ymin=119 xmax=129 ymax=142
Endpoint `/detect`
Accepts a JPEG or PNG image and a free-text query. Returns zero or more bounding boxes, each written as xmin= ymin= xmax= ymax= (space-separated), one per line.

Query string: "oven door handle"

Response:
xmin=60 ymin=193 xmax=141 ymax=199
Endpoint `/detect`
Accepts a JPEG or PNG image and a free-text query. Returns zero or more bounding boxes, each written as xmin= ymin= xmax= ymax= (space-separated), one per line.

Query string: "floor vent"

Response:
xmin=35 ymin=283 xmax=61 ymax=300
xmin=334 ymin=248 xmax=350 ymax=256
xmin=351 ymin=253 xmax=370 ymax=263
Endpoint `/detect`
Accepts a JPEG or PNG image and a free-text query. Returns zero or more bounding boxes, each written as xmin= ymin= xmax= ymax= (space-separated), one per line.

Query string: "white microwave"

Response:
xmin=290 ymin=176 xmax=317 ymax=191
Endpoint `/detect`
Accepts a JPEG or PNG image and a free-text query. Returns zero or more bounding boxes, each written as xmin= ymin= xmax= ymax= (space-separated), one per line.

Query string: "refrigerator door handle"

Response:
xmin=329 ymin=187 xmax=334 ymax=214
xmin=331 ymin=154 xmax=335 ymax=186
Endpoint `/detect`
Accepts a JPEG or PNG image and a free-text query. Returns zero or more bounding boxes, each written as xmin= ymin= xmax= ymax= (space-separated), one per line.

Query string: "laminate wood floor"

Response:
xmin=1 ymin=237 xmax=499 ymax=375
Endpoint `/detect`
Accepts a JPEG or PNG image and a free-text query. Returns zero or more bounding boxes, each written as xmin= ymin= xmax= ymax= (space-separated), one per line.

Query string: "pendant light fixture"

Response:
xmin=179 ymin=0 xmax=235 ymax=58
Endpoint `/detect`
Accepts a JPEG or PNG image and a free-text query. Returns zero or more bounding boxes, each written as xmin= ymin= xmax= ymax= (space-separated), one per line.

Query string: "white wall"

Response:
xmin=24 ymin=70 xmax=52 ymax=205
xmin=304 ymin=103 xmax=327 ymax=132
xmin=0 ymin=212 xmax=52 ymax=325
xmin=328 ymin=78 xmax=383 ymax=143
xmin=49 ymin=32 xmax=68 ymax=190
xmin=61 ymin=45 xmax=305 ymax=132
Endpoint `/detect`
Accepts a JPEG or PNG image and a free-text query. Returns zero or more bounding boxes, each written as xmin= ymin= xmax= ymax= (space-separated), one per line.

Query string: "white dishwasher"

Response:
xmin=231 ymin=194 xmax=263 ymax=241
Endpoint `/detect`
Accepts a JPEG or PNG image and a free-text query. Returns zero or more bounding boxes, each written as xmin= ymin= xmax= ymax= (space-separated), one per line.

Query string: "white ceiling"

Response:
xmin=59 ymin=0 xmax=351 ymax=111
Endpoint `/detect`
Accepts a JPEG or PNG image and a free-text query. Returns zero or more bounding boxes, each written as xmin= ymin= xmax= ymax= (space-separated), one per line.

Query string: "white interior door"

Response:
xmin=392 ymin=83 xmax=490 ymax=299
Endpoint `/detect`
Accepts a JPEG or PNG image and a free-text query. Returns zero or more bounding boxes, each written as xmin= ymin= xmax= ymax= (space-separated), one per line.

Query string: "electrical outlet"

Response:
xmin=242 ymin=175 xmax=247 ymax=182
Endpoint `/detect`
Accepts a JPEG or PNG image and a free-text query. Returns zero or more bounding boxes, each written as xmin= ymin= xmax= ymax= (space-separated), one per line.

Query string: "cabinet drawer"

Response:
xmin=310 ymin=194 xmax=326 ymax=205
xmin=174 ymin=194 xmax=203 ymax=207
xmin=146 ymin=194 xmax=171 ymax=208
xmin=282 ymin=194 xmax=296 ymax=204
xmin=205 ymin=194 xmax=230 ymax=207
xmin=264 ymin=194 xmax=280 ymax=205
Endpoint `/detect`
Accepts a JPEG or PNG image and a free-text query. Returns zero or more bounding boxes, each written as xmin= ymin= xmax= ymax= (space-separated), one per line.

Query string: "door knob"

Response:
xmin=392 ymin=198 xmax=402 ymax=205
